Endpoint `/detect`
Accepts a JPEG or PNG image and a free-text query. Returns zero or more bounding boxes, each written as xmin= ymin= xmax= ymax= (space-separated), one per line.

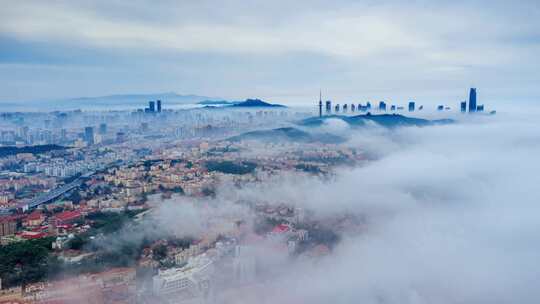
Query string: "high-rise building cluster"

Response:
xmin=145 ymin=100 xmax=163 ymax=113
xmin=463 ymin=88 xmax=485 ymax=113
xmin=316 ymin=88 xmax=489 ymax=116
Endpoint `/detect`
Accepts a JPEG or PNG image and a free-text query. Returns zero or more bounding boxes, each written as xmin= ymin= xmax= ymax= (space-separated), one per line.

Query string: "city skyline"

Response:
xmin=1 ymin=2 xmax=540 ymax=304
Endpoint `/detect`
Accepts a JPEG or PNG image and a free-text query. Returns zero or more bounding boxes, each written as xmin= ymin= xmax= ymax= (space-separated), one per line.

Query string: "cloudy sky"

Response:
xmin=1 ymin=0 xmax=539 ymax=105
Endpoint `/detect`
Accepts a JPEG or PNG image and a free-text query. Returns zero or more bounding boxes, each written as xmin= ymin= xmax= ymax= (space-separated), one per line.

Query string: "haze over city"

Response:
xmin=0 ymin=1 xmax=539 ymax=304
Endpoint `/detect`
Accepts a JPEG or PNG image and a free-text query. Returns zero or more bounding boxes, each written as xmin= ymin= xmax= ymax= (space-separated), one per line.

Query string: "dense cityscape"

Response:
xmin=0 ymin=85 xmax=494 ymax=303
xmin=1 ymin=1 xmax=539 ymax=303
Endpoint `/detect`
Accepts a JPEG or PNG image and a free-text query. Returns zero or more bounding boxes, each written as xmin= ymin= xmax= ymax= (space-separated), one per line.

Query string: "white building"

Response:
xmin=153 ymin=254 xmax=214 ymax=301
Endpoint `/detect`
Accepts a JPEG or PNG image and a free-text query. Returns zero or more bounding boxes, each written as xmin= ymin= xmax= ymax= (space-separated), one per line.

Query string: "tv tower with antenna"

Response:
xmin=318 ymin=90 xmax=323 ymax=118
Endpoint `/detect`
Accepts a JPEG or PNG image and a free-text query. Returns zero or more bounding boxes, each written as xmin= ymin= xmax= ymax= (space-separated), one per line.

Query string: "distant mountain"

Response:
xmin=228 ymin=127 xmax=344 ymax=144
xmin=198 ymin=100 xmax=235 ymax=105
xmin=231 ymin=99 xmax=286 ymax=108
xmin=0 ymin=92 xmax=220 ymax=111
xmin=300 ymin=113 xmax=454 ymax=128
xmin=63 ymin=92 xmax=216 ymax=106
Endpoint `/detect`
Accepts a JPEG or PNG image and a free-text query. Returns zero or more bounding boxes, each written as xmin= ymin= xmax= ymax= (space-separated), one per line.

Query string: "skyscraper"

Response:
xmin=351 ymin=104 xmax=356 ymax=112
xmin=366 ymin=102 xmax=372 ymax=110
xmin=116 ymin=132 xmax=126 ymax=143
xmin=84 ymin=127 xmax=94 ymax=145
xmin=149 ymin=101 xmax=156 ymax=112
xmin=379 ymin=101 xmax=386 ymax=111
xmin=325 ymin=101 xmax=332 ymax=114
xmin=460 ymin=101 xmax=467 ymax=113
xmin=99 ymin=123 xmax=107 ymax=135
xmin=343 ymin=104 xmax=348 ymax=113
xmin=335 ymin=104 xmax=340 ymax=112
xmin=408 ymin=101 xmax=415 ymax=112
xmin=318 ymin=92 xmax=322 ymax=118
xmin=157 ymin=100 xmax=162 ymax=112
xmin=468 ymin=88 xmax=477 ymax=113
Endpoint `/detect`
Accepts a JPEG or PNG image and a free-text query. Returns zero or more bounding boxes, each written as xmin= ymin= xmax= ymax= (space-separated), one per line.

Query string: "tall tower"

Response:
xmin=408 ymin=101 xmax=415 ymax=112
xmin=468 ymin=88 xmax=477 ymax=113
xmin=460 ymin=101 xmax=467 ymax=113
xmin=84 ymin=126 xmax=94 ymax=145
xmin=325 ymin=101 xmax=332 ymax=114
xmin=318 ymin=91 xmax=323 ymax=118
xmin=157 ymin=100 xmax=162 ymax=112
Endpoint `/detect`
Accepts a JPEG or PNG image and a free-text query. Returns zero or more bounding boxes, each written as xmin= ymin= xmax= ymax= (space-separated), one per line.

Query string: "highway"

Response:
xmin=0 ymin=159 xmax=133 ymax=215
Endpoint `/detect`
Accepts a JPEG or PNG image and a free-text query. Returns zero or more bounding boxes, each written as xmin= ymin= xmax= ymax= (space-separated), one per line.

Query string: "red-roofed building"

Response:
xmin=54 ymin=210 xmax=82 ymax=226
xmin=271 ymin=224 xmax=290 ymax=234
xmin=23 ymin=210 xmax=45 ymax=227
xmin=20 ymin=231 xmax=48 ymax=240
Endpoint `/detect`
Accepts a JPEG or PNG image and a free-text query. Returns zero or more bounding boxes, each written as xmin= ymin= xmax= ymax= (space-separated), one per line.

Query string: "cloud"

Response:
xmin=210 ymin=110 xmax=540 ymax=303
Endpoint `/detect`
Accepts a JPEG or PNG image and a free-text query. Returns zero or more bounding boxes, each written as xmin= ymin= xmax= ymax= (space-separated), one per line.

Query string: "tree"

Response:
xmin=152 ymin=244 xmax=167 ymax=261
xmin=68 ymin=190 xmax=82 ymax=204
xmin=68 ymin=235 xmax=86 ymax=250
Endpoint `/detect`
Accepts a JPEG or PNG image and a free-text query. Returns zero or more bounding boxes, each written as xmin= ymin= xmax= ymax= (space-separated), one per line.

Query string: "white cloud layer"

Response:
xmin=213 ymin=110 xmax=540 ymax=303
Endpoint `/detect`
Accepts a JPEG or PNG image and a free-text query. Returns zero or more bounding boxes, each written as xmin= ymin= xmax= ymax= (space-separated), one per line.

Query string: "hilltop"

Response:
xmin=300 ymin=113 xmax=453 ymax=128
xmin=228 ymin=127 xmax=344 ymax=144
xmin=231 ymin=99 xmax=286 ymax=108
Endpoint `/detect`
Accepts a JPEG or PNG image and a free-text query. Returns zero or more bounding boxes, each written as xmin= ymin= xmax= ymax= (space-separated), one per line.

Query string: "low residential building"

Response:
xmin=23 ymin=210 xmax=45 ymax=227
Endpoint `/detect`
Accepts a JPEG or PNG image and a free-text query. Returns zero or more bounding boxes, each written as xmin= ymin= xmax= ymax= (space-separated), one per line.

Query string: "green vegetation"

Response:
xmin=86 ymin=210 xmax=142 ymax=235
xmin=67 ymin=190 xmax=82 ymax=204
xmin=0 ymin=237 xmax=57 ymax=287
xmin=172 ymin=186 xmax=184 ymax=194
xmin=205 ymin=160 xmax=256 ymax=175
xmin=0 ymin=145 xmax=67 ymax=158
xmin=295 ymin=163 xmax=323 ymax=174
xmin=152 ymin=244 xmax=167 ymax=261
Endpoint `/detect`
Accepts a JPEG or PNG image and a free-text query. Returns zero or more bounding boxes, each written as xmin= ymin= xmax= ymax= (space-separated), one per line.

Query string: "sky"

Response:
xmin=1 ymin=0 xmax=540 ymax=106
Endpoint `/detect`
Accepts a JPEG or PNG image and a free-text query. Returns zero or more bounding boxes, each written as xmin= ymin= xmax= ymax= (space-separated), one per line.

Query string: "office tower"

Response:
xmin=460 ymin=101 xmax=467 ymax=113
xmin=149 ymin=101 xmax=156 ymax=112
xmin=325 ymin=101 xmax=332 ymax=114
xmin=477 ymin=105 xmax=484 ymax=112
xmin=408 ymin=101 xmax=415 ymax=112
xmin=366 ymin=102 xmax=372 ymax=110
xmin=419 ymin=105 xmax=423 ymax=110
xmin=157 ymin=100 xmax=162 ymax=112
xmin=437 ymin=105 xmax=444 ymax=111
xmin=379 ymin=101 xmax=386 ymax=111
xmin=99 ymin=123 xmax=107 ymax=135
xmin=351 ymin=104 xmax=355 ymax=112
xmin=390 ymin=105 xmax=396 ymax=111
xmin=335 ymin=104 xmax=340 ymax=112
xmin=343 ymin=104 xmax=348 ymax=113
xmin=468 ymin=88 xmax=477 ymax=112
xmin=318 ymin=92 xmax=322 ymax=118
xmin=116 ymin=132 xmax=126 ymax=143
xmin=84 ymin=126 xmax=94 ymax=145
